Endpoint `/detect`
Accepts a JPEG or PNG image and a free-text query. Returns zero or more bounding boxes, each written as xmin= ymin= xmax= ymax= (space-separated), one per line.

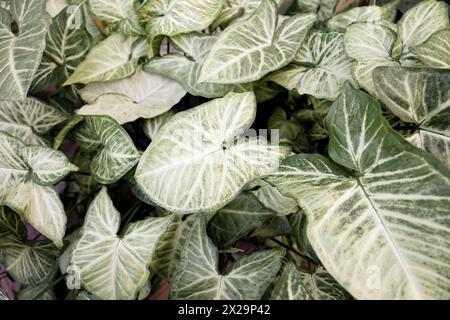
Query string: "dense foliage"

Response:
xmin=0 ymin=0 xmax=449 ymax=300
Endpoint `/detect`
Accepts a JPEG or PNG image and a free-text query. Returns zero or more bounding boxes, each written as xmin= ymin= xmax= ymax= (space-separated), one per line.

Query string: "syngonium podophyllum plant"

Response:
xmin=0 ymin=0 xmax=449 ymax=301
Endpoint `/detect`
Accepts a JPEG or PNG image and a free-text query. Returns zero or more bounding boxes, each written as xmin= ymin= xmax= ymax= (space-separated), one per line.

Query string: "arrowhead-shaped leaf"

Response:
xmin=73 ymin=116 xmax=141 ymax=184
xmin=0 ymin=97 xmax=67 ymax=145
xmin=267 ymin=84 xmax=450 ymax=299
xmin=77 ymin=67 xmax=186 ymax=124
xmin=64 ymin=33 xmax=138 ymax=85
xmin=145 ymin=32 xmax=253 ymax=98
xmin=135 ymin=92 xmax=284 ymax=213
xmin=171 ymin=216 xmax=285 ymax=299
xmin=199 ymin=0 xmax=316 ymax=84
xmin=327 ymin=4 xmax=395 ymax=31
xmin=139 ymin=0 xmax=223 ymax=37
xmin=0 ymin=0 xmax=51 ymax=101
xmin=270 ymin=31 xmax=353 ymax=100
xmin=0 ymin=132 xmax=77 ymax=246
xmin=33 ymin=4 xmax=91 ymax=91
xmin=70 ymin=188 xmax=173 ymax=300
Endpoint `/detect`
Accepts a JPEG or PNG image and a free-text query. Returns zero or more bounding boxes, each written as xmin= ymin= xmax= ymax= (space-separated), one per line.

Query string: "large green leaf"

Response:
xmin=33 ymin=4 xmax=91 ymax=91
xmin=413 ymin=28 xmax=450 ymax=69
xmin=207 ymin=192 xmax=275 ymax=248
xmin=64 ymin=33 xmax=138 ymax=85
xmin=139 ymin=0 xmax=223 ymax=37
xmin=88 ymin=0 xmax=144 ymax=35
xmin=270 ymin=31 xmax=353 ymax=100
xmin=0 ymin=97 xmax=67 ymax=145
xmin=145 ymin=32 xmax=253 ymax=98
xmin=373 ymin=66 xmax=450 ymax=169
xmin=73 ymin=116 xmax=140 ymax=184
xmin=77 ymin=67 xmax=186 ymax=124
xmin=171 ymin=216 xmax=285 ymax=299
xmin=199 ymin=0 xmax=316 ymax=84
xmin=135 ymin=92 xmax=284 ymax=213
xmin=267 ymin=84 xmax=450 ymax=299
xmin=0 ymin=132 xmax=77 ymax=247
xmin=0 ymin=0 xmax=51 ymax=101
xmin=327 ymin=4 xmax=395 ymax=32
xmin=70 ymin=188 xmax=173 ymax=300
xmin=271 ymin=262 xmax=348 ymax=300
xmin=45 ymin=0 xmax=68 ymax=17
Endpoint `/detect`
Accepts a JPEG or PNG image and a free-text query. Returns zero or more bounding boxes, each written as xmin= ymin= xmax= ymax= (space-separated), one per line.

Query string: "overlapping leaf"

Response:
xmin=328 ymin=4 xmax=396 ymax=31
xmin=0 ymin=132 xmax=77 ymax=247
xmin=33 ymin=4 xmax=91 ymax=91
xmin=171 ymin=216 xmax=285 ymax=299
xmin=139 ymin=0 xmax=223 ymax=37
xmin=270 ymin=31 xmax=353 ymax=100
xmin=207 ymin=192 xmax=275 ymax=248
xmin=199 ymin=0 xmax=316 ymax=84
xmin=64 ymin=33 xmax=138 ymax=85
xmin=70 ymin=188 xmax=173 ymax=300
xmin=267 ymin=84 xmax=450 ymax=299
xmin=145 ymin=32 xmax=253 ymax=98
xmin=0 ymin=98 xmax=67 ymax=145
xmin=296 ymin=0 xmax=338 ymax=21
xmin=135 ymin=92 xmax=284 ymax=213
xmin=0 ymin=0 xmax=51 ymax=101
xmin=78 ymin=67 xmax=186 ymax=124
xmin=344 ymin=0 xmax=450 ymax=94
xmin=373 ymin=66 xmax=450 ymax=168
xmin=88 ymin=0 xmax=144 ymax=35
xmin=413 ymin=28 xmax=450 ymax=69
xmin=271 ymin=263 xmax=348 ymax=300
xmin=73 ymin=116 xmax=140 ymax=184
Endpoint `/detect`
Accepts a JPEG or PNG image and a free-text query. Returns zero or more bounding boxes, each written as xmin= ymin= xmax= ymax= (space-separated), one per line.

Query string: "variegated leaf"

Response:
xmin=64 ymin=33 xmax=138 ymax=85
xmin=1 ymin=240 xmax=59 ymax=285
xmin=397 ymin=0 xmax=450 ymax=58
xmin=135 ymin=92 xmax=284 ymax=213
xmin=251 ymin=181 xmax=297 ymax=215
xmin=171 ymin=216 xmax=285 ymax=299
xmin=139 ymin=0 xmax=223 ymax=37
xmin=272 ymin=265 xmax=349 ymax=300
xmin=33 ymin=4 xmax=91 ymax=91
xmin=267 ymin=84 xmax=450 ymax=299
xmin=270 ymin=31 xmax=353 ymax=100
xmin=207 ymin=192 xmax=274 ymax=248
xmin=373 ymin=66 xmax=450 ymax=168
xmin=73 ymin=116 xmax=140 ymax=184
xmin=45 ymin=0 xmax=68 ymax=17
xmin=199 ymin=0 xmax=316 ymax=84
xmin=413 ymin=28 xmax=450 ymax=69
xmin=77 ymin=67 xmax=186 ymax=124
xmin=328 ymin=4 xmax=395 ymax=32
xmin=145 ymin=33 xmax=253 ymax=98
xmin=0 ymin=97 xmax=67 ymax=146
xmin=0 ymin=0 xmax=51 ymax=101
xmin=70 ymin=188 xmax=173 ymax=300
xmin=88 ymin=0 xmax=144 ymax=35
xmin=0 ymin=288 xmax=8 ymax=300
xmin=295 ymin=0 xmax=337 ymax=21
xmin=344 ymin=22 xmax=400 ymax=95
xmin=0 ymin=132 xmax=77 ymax=247
xmin=142 ymin=111 xmax=174 ymax=141
xmin=151 ymin=215 xmax=196 ymax=280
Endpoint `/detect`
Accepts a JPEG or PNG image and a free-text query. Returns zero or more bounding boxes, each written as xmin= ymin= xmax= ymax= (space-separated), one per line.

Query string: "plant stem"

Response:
xmin=32 ymin=274 xmax=65 ymax=300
